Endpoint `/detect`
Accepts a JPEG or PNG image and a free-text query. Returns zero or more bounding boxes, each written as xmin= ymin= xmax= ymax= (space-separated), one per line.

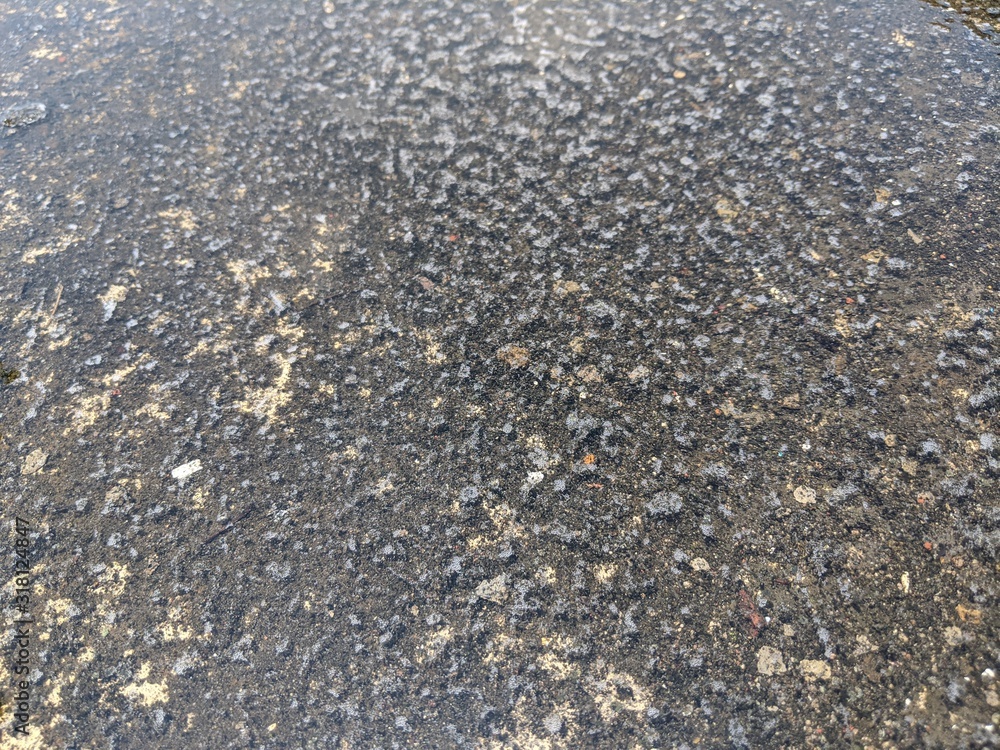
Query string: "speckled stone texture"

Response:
xmin=1 ymin=0 xmax=999 ymax=747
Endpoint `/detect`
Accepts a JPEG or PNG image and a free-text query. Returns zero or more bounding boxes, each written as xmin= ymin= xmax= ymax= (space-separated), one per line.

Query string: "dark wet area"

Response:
xmin=2 ymin=0 xmax=999 ymax=747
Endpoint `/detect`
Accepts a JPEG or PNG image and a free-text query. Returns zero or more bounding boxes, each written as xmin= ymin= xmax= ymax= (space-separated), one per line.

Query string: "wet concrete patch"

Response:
xmin=1 ymin=0 xmax=998 ymax=747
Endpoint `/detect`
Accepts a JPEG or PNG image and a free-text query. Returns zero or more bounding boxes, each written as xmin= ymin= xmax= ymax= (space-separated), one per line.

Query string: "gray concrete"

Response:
xmin=1 ymin=0 xmax=998 ymax=747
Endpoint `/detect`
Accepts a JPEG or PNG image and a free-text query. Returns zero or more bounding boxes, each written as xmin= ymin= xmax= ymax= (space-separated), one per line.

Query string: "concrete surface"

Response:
xmin=1 ymin=0 xmax=999 ymax=747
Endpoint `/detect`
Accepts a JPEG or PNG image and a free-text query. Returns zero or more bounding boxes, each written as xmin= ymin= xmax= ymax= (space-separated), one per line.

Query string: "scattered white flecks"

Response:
xmin=171 ymin=459 xmax=203 ymax=481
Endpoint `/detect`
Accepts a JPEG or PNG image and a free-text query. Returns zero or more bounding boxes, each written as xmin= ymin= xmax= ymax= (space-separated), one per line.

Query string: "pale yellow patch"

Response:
xmin=159 ymin=606 xmax=194 ymax=642
xmin=833 ymin=312 xmax=852 ymax=339
xmin=121 ymin=663 xmax=169 ymax=706
xmin=236 ymin=353 xmax=294 ymax=422
xmin=418 ymin=625 xmax=454 ymax=664
xmin=594 ymin=563 xmax=617 ymax=584
xmin=715 ymin=198 xmax=739 ymax=220
xmin=537 ymin=651 xmax=578 ymax=681
xmin=135 ymin=400 xmax=171 ymax=420
xmin=497 ymin=344 xmax=530 ymax=367
xmin=189 ymin=486 xmax=207 ymax=510
xmin=102 ymin=355 xmax=147 ymax=387
xmin=158 ymin=207 xmax=198 ymax=232
xmin=483 ymin=632 xmax=517 ymax=665
xmin=228 ymin=80 xmax=252 ymax=100
xmin=94 ymin=562 xmax=130 ymax=620
xmin=227 ymin=258 xmax=272 ymax=286
xmin=65 ymin=393 xmax=112 ymax=434
xmin=30 ymin=43 xmax=62 ymax=60
xmin=892 ymin=30 xmax=915 ymax=47
xmin=22 ymin=231 xmax=85 ymax=264
xmin=800 ymin=659 xmax=832 ymax=681
xmin=276 ymin=320 xmax=306 ymax=342
xmin=587 ymin=667 xmax=652 ymax=721
xmin=98 ymin=285 xmax=128 ymax=305
xmin=312 ymin=258 xmax=336 ymax=273
xmin=46 ymin=598 xmax=76 ymax=626
xmin=0 ymin=190 xmax=30 ymax=233
xmin=415 ymin=328 xmax=446 ymax=364
xmin=553 ymin=280 xmax=582 ymax=297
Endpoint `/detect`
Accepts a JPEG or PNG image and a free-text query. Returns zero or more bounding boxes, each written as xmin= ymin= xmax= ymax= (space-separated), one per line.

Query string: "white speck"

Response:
xmin=268 ymin=291 xmax=286 ymax=314
xmin=523 ymin=471 xmax=544 ymax=490
xmin=543 ymin=712 xmax=563 ymax=734
xmin=171 ymin=459 xmax=202 ymax=480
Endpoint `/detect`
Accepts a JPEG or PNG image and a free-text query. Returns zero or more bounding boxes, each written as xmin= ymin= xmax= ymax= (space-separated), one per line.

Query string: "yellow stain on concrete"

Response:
xmin=593 ymin=563 xmax=617 ymax=585
xmin=417 ymin=625 xmax=454 ymax=665
xmin=22 ymin=231 xmax=84 ymax=264
xmin=157 ymin=207 xmax=198 ymax=232
xmin=227 ymin=258 xmax=272 ymax=286
xmin=586 ymin=666 xmax=653 ymax=722
xmin=0 ymin=190 xmax=30 ymax=232
xmin=236 ymin=352 xmax=294 ymax=423
xmin=158 ymin=606 xmax=195 ymax=642
xmin=45 ymin=598 xmax=77 ymax=626
xmin=29 ymin=43 xmax=63 ymax=60
xmin=94 ymin=562 xmax=130 ymax=621
xmin=64 ymin=392 xmax=111 ymax=435
xmin=121 ymin=662 xmax=169 ymax=706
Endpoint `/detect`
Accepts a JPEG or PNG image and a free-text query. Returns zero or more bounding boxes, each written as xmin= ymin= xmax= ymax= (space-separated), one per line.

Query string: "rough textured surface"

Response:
xmin=1 ymin=0 xmax=998 ymax=747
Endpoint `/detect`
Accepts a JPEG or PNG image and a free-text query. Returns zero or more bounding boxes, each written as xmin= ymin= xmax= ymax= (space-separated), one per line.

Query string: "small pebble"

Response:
xmin=474 ymin=574 xmax=509 ymax=604
xmin=793 ymin=485 xmax=816 ymax=504
xmin=943 ymin=626 xmax=964 ymax=647
xmin=171 ymin=459 xmax=203 ymax=480
xmin=2 ymin=102 xmax=47 ymax=129
xmin=800 ymin=659 xmax=832 ymax=681
xmin=757 ymin=646 xmax=787 ymax=675
xmin=21 ymin=449 xmax=48 ymax=475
